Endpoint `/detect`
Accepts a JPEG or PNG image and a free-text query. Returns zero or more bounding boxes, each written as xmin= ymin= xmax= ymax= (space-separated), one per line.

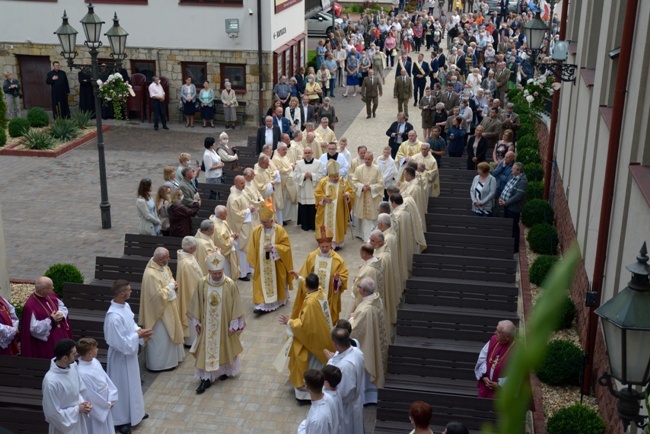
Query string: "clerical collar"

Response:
xmin=364 ymin=257 xmax=379 ymax=265
xmin=318 ymin=252 xmax=330 ymax=257
xmin=304 ymin=158 xmax=314 ymax=164
xmin=362 ymin=293 xmax=375 ymax=301
xmin=209 ymin=277 xmax=224 ymax=285
xmin=327 ymin=153 xmax=338 ymax=160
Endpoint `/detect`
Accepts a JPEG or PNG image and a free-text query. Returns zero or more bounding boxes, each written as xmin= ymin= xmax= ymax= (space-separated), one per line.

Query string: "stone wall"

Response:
xmin=0 ymin=42 xmax=274 ymax=125
xmin=537 ymin=121 xmax=622 ymax=434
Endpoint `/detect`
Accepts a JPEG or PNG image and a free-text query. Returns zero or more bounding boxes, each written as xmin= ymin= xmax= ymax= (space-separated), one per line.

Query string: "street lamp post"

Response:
xmin=595 ymin=242 xmax=650 ymax=431
xmin=54 ymin=2 xmax=129 ymax=229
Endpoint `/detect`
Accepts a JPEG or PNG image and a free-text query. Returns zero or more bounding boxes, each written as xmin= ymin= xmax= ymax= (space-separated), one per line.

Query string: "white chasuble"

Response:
xmin=204 ymin=283 xmax=223 ymax=371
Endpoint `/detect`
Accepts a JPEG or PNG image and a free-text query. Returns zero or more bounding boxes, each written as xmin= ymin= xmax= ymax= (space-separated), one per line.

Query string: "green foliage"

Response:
xmin=0 ymin=88 xmax=7 ymax=130
xmin=516 ymin=135 xmax=539 ymax=152
xmin=482 ymin=246 xmax=580 ymax=434
xmin=23 ymin=129 xmax=57 ymax=150
xmin=529 ymin=255 xmax=559 ymax=286
xmin=557 ymin=294 xmax=577 ymax=330
xmin=71 ymin=110 xmax=93 ymax=129
xmin=307 ymin=49 xmax=317 ymax=70
xmin=44 ymin=263 xmax=84 ymax=298
xmin=524 ymin=162 xmax=544 ymax=182
xmin=26 ymin=107 xmax=50 ymax=128
xmin=0 ymin=128 xmax=6 ymax=148
xmin=8 ymin=117 xmax=30 ymax=137
xmin=527 ymin=223 xmax=559 ymax=255
xmin=537 ymin=339 xmax=583 ymax=386
xmin=526 ymin=180 xmax=544 ymax=202
xmin=49 ymin=118 xmax=80 ymax=142
xmin=547 ymin=403 xmax=605 ymax=434
xmin=522 ymin=199 xmax=554 ymax=227
xmin=517 ymin=147 xmax=541 ymax=166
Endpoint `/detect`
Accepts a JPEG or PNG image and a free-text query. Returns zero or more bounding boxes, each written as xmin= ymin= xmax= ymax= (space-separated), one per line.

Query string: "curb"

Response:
xmin=0 ymin=126 xmax=110 ymax=158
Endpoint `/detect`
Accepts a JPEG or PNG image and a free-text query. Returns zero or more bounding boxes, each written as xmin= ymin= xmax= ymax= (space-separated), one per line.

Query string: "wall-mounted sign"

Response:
xmin=275 ymin=0 xmax=301 ymax=14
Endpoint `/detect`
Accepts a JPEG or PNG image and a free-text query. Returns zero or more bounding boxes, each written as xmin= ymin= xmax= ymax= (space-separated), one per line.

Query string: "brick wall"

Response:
xmin=537 ymin=121 xmax=622 ymax=434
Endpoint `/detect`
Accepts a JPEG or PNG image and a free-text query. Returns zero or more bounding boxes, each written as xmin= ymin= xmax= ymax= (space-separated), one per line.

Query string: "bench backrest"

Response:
xmin=95 ymin=256 xmax=177 ymax=283
xmin=0 ymin=355 xmax=50 ymax=389
xmin=412 ymin=254 xmax=516 ymax=283
xmin=0 ymin=407 xmax=48 ymax=433
xmin=63 ymin=282 xmax=142 ymax=312
xmin=123 ymin=234 xmax=184 ymax=259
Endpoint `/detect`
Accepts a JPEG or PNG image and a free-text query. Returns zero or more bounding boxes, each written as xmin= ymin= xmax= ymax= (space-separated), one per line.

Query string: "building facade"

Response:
xmin=0 ymin=0 xmax=308 ymax=125
xmin=551 ymin=0 xmax=650 ymax=432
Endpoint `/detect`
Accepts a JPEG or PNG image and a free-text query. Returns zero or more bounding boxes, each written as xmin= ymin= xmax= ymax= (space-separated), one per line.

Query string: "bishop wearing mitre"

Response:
xmin=314 ymin=160 xmax=355 ymax=250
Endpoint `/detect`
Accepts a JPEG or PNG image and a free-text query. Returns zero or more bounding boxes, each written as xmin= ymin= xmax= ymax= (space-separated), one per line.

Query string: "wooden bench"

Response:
xmin=427 ymin=197 xmax=474 ymax=215
xmin=412 ymin=254 xmax=517 ymax=283
xmin=0 ymin=406 xmax=49 ymax=433
xmin=423 ymin=232 xmax=514 ymax=259
xmin=425 ymin=213 xmax=512 ymax=238
xmin=404 ymin=276 xmax=518 ymax=312
xmin=197 ymin=182 xmax=232 ymax=201
xmin=94 ymin=256 xmax=177 ymax=284
xmin=123 ymin=234 xmax=184 ymax=260
xmin=63 ymin=282 xmax=142 ymax=323
xmin=0 ymin=356 xmax=49 ymax=409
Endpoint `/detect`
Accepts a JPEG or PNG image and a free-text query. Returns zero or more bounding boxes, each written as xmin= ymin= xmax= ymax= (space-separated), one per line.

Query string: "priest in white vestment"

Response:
xmin=227 ymin=175 xmax=256 ymax=279
xmin=351 ymin=151 xmax=384 ymax=241
xmin=188 ymin=252 xmax=246 ymax=394
xmin=289 ymin=131 xmax=305 ymax=163
xmin=292 ymin=147 xmax=323 ymax=231
xmin=377 ymin=146 xmax=398 ymax=197
xmin=395 ymin=130 xmax=423 ymax=179
xmin=325 ymin=327 xmax=365 ymax=434
xmin=388 ymin=190 xmax=427 ymax=277
xmin=318 ymin=142 xmax=349 ymax=179
xmin=77 ymin=338 xmax=119 ymax=434
xmin=351 ymin=244 xmax=383 ymax=309
xmin=194 ymin=220 xmax=217 ymax=276
xmin=138 ymin=247 xmax=185 ymax=371
xmin=349 ymin=277 xmax=389 ymax=405
xmin=272 ymin=143 xmax=299 ymax=224
xmin=412 ymin=143 xmax=440 ymax=199
xmin=400 ymin=166 xmax=427 ymax=224
xmin=210 ymin=206 xmax=241 ymax=280
xmin=42 ymin=339 xmax=91 ymax=434
xmin=296 ymin=369 xmax=335 ymax=434
xmin=253 ymin=154 xmax=280 ymax=221
xmin=369 ymin=229 xmax=400 ymax=328
xmin=176 ymin=237 xmax=204 ymax=346
xmin=104 ymin=280 xmax=150 ymax=432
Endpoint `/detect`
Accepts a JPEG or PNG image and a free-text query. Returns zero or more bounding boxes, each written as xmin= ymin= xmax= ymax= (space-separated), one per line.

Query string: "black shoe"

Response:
xmin=283 ymin=221 xmax=291 ymax=226
xmin=219 ymin=374 xmax=228 ymax=381
xmin=413 ymin=102 xmax=417 ymax=106
xmin=143 ymin=413 xmax=149 ymax=420
xmin=154 ymin=127 xmax=158 ymax=131
xmin=238 ymin=276 xmax=250 ymax=282
xmin=366 ymin=115 xmax=371 ymax=119
xmin=253 ymin=308 xmax=262 ymax=314
xmin=162 ymin=126 xmax=169 ymax=130
xmin=196 ymin=379 xmax=212 ymax=394
xmin=373 ymin=113 xmax=376 ymax=118
xmin=116 ymin=425 xmax=132 ymax=434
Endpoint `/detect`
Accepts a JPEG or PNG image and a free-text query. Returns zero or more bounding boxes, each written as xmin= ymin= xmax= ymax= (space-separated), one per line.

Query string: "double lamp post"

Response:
xmin=54 ymin=2 xmax=129 ymax=229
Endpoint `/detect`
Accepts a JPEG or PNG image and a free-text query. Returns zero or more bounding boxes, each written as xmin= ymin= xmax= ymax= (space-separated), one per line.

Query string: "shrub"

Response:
xmin=524 ymin=162 xmax=544 ymax=182
xmin=557 ymin=294 xmax=577 ymax=330
xmin=516 ymin=135 xmax=539 ymax=151
xmin=44 ymin=263 xmax=84 ymax=298
xmin=529 ymin=255 xmax=559 ymax=286
xmin=8 ymin=117 xmax=30 ymax=137
xmin=71 ymin=109 xmax=93 ymax=129
xmin=23 ymin=129 xmax=57 ymax=150
xmin=0 ymin=88 xmax=7 ymax=130
xmin=537 ymin=339 xmax=583 ymax=386
xmin=517 ymin=147 xmax=541 ymax=166
xmin=0 ymin=128 xmax=6 ymax=148
xmin=526 ymin=180 xmax=544 ymax=202
xmin=546 ymin=403 xmax=605 ymax=434
xmin=518 ymin=124 xmax=536 ymax=138
xmin=522 ymin=199 xmax=554 ymax=227
xmin=26 ymin=107 xmax=50 ymax=128
xmin=527 ymin=223 xmax=559 ymax=255
xmin=49 ymin=118 xmax=80 ymax=142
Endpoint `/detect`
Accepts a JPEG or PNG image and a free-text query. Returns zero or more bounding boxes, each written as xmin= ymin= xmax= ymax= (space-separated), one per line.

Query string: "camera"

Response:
xmin=248 ymin=8 xmax=254 ymax=16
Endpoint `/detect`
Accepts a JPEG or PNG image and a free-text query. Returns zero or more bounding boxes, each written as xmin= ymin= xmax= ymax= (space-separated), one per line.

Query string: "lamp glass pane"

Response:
xmin=601 ymin=318 xmax=624 ymax=381
xmin=624 ymin=329 xmax=650 ymax=385
xmin=59 ymin=33 xmax=77 ymax=55
xmin=83 ymin=21 xmax=103 ymax=44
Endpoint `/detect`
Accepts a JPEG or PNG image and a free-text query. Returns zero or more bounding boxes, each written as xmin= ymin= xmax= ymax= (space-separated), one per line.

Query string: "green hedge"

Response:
xmin=527 ymin=223 xmax=559 ymax=255
xmin=8 ymin=117 xmax=30 ymax=138
xmin=537 ymin=339 xmax=583 ymax=386
xmin=0 ymin=88 xmax=7 ymax=130
xmin=547 ymin=403 xmax=605 ymax=434
xmin=529 ymin=255 xmax=559 ymax=286
xmin=522 ymin=199 xmax=554 ymax=227
xmin=524 ymin=162 xmax=544 ymax=182
xmin=26 ymin=107 xmax=50 ymax=128
xmin=526 ymin=180 xmax=544 ymax=202
xmin=516 ymin=135 xmax=539 ymax=152
xmin=517 ymin=148 xmax=541 ymax=167
xmin=44 ymin=263 xmax=84 ymax=298
xmin=0 ymin=128 xmax=6 ymax=148
xmin=557 ymin=294 xmax=577 ymax=330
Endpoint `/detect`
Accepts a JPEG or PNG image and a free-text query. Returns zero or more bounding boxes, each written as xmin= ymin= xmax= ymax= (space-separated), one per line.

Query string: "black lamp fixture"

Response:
xmin=595 ymin=242 xmax=650 ymax=430
xmin=523 ymin=2 xmax=577 ymax=83
xmin=54 ymin=2 xmax=129 ymax=230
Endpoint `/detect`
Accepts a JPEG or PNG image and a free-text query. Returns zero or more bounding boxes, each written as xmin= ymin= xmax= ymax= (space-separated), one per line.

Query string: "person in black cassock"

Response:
xmin=46 ymin=61 xmax=70 ymax=118
xmin=78 ymin=70 xmax=95 ymax=118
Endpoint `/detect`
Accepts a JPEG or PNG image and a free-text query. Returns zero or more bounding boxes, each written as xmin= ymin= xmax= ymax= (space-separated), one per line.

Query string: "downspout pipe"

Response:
xmin=542 ymin=0 xmax=569 ymax=200
xmin=257 ymin=0 xmax=264 ymax=125
xmin=581 ymin=0 xmax=639 ymax=396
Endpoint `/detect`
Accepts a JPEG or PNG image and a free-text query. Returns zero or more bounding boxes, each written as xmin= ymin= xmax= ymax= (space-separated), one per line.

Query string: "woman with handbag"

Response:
xmin=199 ymin=81 xmax=215 ymax=128
xmin=221 ymin=80 xmax=239 ymax=129
xmin=470 ymin=162 xmax=497 ymax=216
xmin=181 ymin=77 xmax=197 ymax=128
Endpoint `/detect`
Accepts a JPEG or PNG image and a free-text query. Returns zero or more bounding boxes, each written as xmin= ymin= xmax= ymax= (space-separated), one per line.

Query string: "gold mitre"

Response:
xmin=326 ymin=159 xmax=340 ymax=176
xmin=259 ymin=202 xmax=274 ymax=221
xmin=316 ymin=225 xmax=334 ymax=244
xmin=206 ymin=252 xmax=226 ymax=271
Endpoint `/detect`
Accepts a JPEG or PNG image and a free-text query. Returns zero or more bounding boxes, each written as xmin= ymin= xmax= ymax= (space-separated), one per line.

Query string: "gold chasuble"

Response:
xmin=351 ymin=164 xmax=384 ymax=221
xmin=209 ymin=216 xmax=241 ymax=279
xmin=350 ymin=293 xmax=389 ymax=387
xmin=314 ymin=164 xmax=355 ymax=245
xmin=139 ymin=259 xmax=184 ymax=345
xmin=374 ymin=243 xmax=400 ymax=327
xmin=412 ymin=152 xmax=440 ymax=198
xmin=287 ymin=289 xmax=335 ymax=388
xmin=176 ymin=251 xmax=204 ymax=340
xmin=247 ymin=221 xmax=294 ymax=308
xmin=400 ymin=179 xmax=427 ymax=224
xmin=194 ymin=230 xmax=217 ymax=276
xmin=292 ymin=249 xmax=349 ymax=324
xmin=188 ymin=275 xmax=245 ymax=372
xmin=226 ymin=186 xmax=254 ymax=251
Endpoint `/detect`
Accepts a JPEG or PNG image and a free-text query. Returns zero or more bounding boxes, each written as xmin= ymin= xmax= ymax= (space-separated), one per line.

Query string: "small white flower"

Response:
xmin=96 ymin=79 xmax=103 ymax=86
xmin=526 ymin=95 xmax=535 ymax=103
xmin=114 ymin=72 xmax=123 ymax=80
xmin=527 ymin=79 xmax=534 ymax=84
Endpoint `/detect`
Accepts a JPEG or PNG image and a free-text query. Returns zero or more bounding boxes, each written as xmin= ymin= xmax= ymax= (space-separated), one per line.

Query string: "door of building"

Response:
xmin=17 ymin=55 xmax=52 ymax=110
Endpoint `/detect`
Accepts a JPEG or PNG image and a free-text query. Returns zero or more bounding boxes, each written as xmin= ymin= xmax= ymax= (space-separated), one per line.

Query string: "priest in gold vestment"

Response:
xmin=351 ymin=244 xmax=383 ymax=310
xmin=399 ymin=166 xmax=427 ymax=224
xmin=314 ymin=160 xmax=354 ymax=250
xmin=349 ymin=277 xmax=388 ymax=405
xmin=389 ymin=191 xmax=427 ymax=277
xmin=395 ymin=130 xmax=423 ymax=179
xmin=351 ymin=151 xmax=384 ymax=241
xmin=194 ymin=220 xmax=217 ymax=276
xmin=279 ymin=273 xmax=335 ymax=400
xmin=369 ymin=228 xmax=400 ymax=327
xmin=247 ymin=203 xmax=294 ymax=313
xmin=227 ymin=175 xmax=256 ymax=279
xmin=210 ymin=206 xmax=241 ymax=280
xmin=176 ymin=236 xmax=204 ymax=346
xmin=188 ymin=252 xmax=245 ymax=394
xmin=139 ymin=247 xmax=185 ymax=371
xmin=412 ymin=143 xmax=440 ymax=199
xmin=291 ymin=226 xmax=349 ymax=324
xmin=272 ymin=143 xmax=298 ymax=224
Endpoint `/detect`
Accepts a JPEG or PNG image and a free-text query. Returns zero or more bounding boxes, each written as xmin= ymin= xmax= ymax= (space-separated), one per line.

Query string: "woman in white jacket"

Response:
xmin=136 ymin=178 xmax=161 ymax=235
xmin=470 ymin=162 xmax=497 ymax=216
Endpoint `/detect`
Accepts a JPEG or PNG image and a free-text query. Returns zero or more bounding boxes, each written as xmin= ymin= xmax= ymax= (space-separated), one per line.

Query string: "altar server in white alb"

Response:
xmin=104 ymin=280 xmax=151 ymax=433
xmin=42 ymin=338 xmax=91 ymax=434
xmin=296 ymin=369 xmax=335 ymax=434
xmin=76 ymin=338 xmax=118 ymax=434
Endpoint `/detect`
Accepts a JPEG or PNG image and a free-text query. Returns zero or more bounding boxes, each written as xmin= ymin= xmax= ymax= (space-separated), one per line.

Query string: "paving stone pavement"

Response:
xmin=0 ymin=77 xmax=415 ymax=432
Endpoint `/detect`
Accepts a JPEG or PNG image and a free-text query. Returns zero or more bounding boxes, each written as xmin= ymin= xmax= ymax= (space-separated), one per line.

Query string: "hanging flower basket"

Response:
xmin=97 ymin=73 xmax=135 ymax=121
